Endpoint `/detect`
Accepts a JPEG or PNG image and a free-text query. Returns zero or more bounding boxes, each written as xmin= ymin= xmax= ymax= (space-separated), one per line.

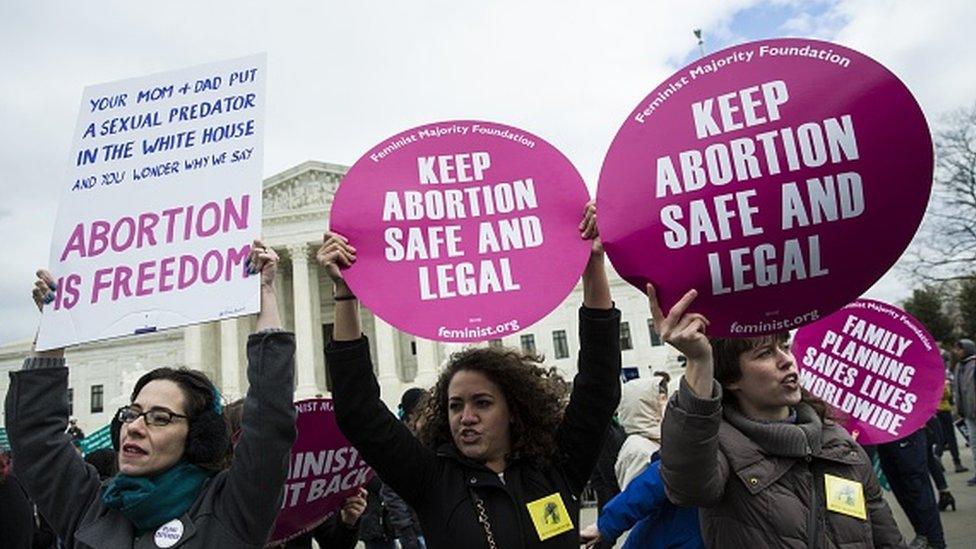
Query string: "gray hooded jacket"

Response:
xmin=954 ymin=339 xmax=976 ymax=419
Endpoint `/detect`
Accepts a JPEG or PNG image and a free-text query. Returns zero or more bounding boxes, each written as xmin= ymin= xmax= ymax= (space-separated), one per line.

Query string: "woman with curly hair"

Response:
xmin=415 ymin=346 xmax=571 ymax=467
xmin=319 ymin=202 xmax=621 ymax=548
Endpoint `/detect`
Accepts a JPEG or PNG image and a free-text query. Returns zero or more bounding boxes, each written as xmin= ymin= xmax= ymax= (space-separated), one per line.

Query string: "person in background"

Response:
xmin=358 ymin=475 xmax=396 ymax=549
xmin=66 ymin=417 xmax=85 ymax=441
xmin=870 ymin=428 xmax=947 ymax=548
xmin=935 ymin=353 xmax=967 ymax=473
xmin=922 ymin=416 xmax=955 ymax=512
xmin=951 ymin=338 xmax=976 ymax=485
xmin=614 ymin=377 xmax=664 ymax=490
xmin=581 ymin=457 xmax=703 ymax=549
xmin=276 ymin=487 xmax=367 ymax=549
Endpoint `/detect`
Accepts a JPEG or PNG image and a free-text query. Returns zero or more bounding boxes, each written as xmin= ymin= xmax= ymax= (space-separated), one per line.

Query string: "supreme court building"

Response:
xmin=0 ymin=161 xmax=684 ymax=435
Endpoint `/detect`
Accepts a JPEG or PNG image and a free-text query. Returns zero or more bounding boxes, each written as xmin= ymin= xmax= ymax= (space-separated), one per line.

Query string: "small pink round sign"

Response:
xmin=268 ymin=399 xmax=374 ymax=545
xmin=598 ymin=38 xmax=933 ymax=336
xmin=792 ymin=299 xmax=945 ymax=445
xmin=331 ymin=120 xmax=591 ymax=342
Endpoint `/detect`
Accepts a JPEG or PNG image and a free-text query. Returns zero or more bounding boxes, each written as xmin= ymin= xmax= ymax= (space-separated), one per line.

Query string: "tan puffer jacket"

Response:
xmin=660 ymin=379 xmax=906 ymax=549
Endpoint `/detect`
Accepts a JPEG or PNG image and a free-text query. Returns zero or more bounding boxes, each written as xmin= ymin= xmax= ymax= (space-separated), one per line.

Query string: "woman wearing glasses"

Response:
xmin=4 ymin=241 xmax=297 ymax=548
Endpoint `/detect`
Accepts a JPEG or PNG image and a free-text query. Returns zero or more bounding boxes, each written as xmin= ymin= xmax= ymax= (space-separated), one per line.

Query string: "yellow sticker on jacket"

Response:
xmin=824 ymin=474 xmax=867 ymax=520
xmin=526 ymin=492 xmax=574 ymax=541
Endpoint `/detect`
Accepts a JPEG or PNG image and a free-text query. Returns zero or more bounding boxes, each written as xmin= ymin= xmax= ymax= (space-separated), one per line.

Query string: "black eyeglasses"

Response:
xmin=116 ymin=406 xmax=188 ymax=427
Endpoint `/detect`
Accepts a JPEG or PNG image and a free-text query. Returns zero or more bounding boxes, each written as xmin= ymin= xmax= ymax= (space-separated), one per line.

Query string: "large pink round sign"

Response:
xmin=599 ymin=38 xmax=933 ymax=336
xmin=792 ymin=299 xmax=944 ymax=445
xmin=269 ymin=399 xmax=374 ymax=544
xmin=331 ymin=120 xmax=591 ymax=342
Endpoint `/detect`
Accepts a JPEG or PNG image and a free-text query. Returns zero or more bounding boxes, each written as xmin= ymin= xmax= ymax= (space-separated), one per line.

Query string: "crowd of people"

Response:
xmin=2 ymin=203 xmax=975 ymax=548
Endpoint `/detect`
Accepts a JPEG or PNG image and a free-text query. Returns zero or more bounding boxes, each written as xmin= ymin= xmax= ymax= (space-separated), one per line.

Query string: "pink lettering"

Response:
xmin=89 ymin=220 xmax=110 ymax=257
xmin=110 ymin=217 xmax=135 ymax=253
xmin=196 ymin=202 xmax=221 ymax=238
xmin=91 ymin=268 xmax=114 ymax=304
xmin=60 ymin=224 xmax=87 ymax=262
xmin=222 ymin=195 xmax=250 ymax=232
xmin=158 ymin=256 xmax=177 ymax=292
xmin=137 ymin=212 xmax=159 ymax=248
xmin=178 ymin=255 xmax=199 ymax=289
xmin=112 ymin=266 xmax=133 ymax=301
xmin=135 ymin=260 xmax=156 ymax=297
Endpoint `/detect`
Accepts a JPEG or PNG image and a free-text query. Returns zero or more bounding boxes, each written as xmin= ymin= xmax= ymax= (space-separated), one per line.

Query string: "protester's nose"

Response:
xmin=125 ymin=416 xmax=149 ymax=438
xmin=460 ymin=404 xmax=478 ymax=425
xmin=778 ymin=347 xmax=795 ymax=369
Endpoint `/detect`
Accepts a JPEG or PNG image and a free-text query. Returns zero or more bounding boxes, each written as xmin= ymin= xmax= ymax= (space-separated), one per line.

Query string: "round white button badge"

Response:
xmin=154 ymin=518 xmax=184 ymax=548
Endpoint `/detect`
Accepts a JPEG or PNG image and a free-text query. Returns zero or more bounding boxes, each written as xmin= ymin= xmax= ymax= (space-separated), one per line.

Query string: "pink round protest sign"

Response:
xmin=331 ymin=120 xmax=591 ymax=342
xmin=599 ymin=38 xmax=933 ymax=336
xmin=269 ymin=399 xmax=373 ymax=545
xmin=792 ymin=299 xmax=944 ymax=445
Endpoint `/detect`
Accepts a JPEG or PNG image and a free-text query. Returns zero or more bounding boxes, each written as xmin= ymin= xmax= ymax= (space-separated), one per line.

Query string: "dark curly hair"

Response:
xmin=710 ymin=332 xmax=830 ymax=420
xmin=417 ymin=346 xmax=570 ymax=467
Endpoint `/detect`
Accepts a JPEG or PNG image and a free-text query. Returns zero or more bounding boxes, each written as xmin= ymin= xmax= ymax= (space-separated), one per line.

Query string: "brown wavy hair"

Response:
xmin=710 ymin=332 xmax=831 ymax=420
xmin=417 ymin=346 xmax=570 ymax=467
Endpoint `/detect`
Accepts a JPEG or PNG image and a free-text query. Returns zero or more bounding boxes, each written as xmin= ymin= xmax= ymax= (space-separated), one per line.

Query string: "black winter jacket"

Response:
xmin=329 ymin=306 xmax=621 ymax=549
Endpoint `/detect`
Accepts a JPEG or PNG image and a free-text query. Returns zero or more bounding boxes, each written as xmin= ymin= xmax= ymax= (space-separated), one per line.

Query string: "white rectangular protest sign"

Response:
xmin=36 ymin=54 xmax=267 ymax=351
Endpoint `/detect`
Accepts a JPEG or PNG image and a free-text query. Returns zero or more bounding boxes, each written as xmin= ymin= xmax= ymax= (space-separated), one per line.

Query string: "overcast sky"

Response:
xmin=1 ymin=1 xmax=973 ymax=344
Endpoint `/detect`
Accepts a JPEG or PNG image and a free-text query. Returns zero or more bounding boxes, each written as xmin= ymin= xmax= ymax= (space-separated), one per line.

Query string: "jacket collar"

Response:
xmin=723 ymin=403 xmax=822 ymax=458
xmin=719 ymin=406 xmax=865 ymax=496
xmin=75 ymin=510 xmax=198 ymax=548
xmin=436 ymin=443 xmax=521 ymax=489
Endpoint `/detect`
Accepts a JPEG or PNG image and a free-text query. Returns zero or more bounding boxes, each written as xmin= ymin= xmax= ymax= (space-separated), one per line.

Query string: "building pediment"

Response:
xmin=263 ymin=160 xmax=348 ymax=222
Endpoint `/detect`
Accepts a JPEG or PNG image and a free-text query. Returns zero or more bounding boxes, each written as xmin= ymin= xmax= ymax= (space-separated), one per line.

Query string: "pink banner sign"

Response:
xmin=330 ymin=120 xmax=591 ymax=342
xmin=598 ymin=38 xmax=932 ymax=336
xmin=792 ymin=299 xmax=945 ymax=445
xmin=268 ymin=399 xmax=373 ymax=545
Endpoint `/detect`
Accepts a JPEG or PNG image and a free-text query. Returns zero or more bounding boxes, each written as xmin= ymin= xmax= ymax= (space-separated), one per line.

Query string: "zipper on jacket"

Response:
xmin=807 ymin=458 xmax=822 ymax=549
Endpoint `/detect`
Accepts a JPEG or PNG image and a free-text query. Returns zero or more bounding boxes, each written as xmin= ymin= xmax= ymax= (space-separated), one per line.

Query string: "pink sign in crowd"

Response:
xmin=3 ymin=38 xmax=971 ymax=549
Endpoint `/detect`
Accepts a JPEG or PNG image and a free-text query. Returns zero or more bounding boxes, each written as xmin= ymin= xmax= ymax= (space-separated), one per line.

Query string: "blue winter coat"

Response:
xmin=597 ymin=458 xmax=703 ymax=549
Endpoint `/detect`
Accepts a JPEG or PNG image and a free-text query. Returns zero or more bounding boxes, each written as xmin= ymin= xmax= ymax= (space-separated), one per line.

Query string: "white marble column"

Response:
xmin=373 ymin=317 xmax=401 ymax=399
xmin=415 ymin=338 xmax=440 ymax=388
xmin=289 ymin=243 xmax=319 ymax=397
xmin=219 ymin=318 xmax=242 ymax=401
xmin=273 ymin=264 xmax=290 ymax=331
xmin=306 ymin=259 xmax=326 ymax=394
xmin=183 ymin=324 xmax=205 ymax=371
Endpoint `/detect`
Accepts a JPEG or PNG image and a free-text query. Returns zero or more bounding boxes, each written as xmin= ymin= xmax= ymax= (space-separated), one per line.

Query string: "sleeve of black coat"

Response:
xmin=329 ymin=337 xmax=438 ymax=511
xmin=555 ymin=306 xmax=622 ymax=494
xmin=218 ymin=331 xmax=298 ymax=544
xmin=5 ymin=361 xmax=102 ymax=543
xmin=659 ymin=377 xmax=729 ymax=507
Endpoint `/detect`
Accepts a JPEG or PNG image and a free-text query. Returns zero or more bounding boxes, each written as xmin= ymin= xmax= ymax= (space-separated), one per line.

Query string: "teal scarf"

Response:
xmin=102 ymin=462 xmax=212 ymax=534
